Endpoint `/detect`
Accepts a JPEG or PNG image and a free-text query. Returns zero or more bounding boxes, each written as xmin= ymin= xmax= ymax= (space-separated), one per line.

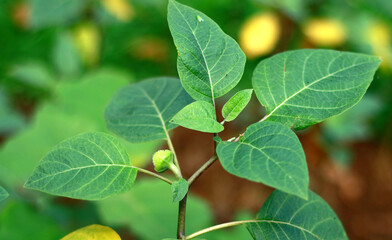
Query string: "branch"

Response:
xmin=187 ymin=154 xmax=217 ymax=186
xmin=133 ymin=167 xmax=172 ymax=184
xmin=186 ymin=220 xmax=262 ymax=239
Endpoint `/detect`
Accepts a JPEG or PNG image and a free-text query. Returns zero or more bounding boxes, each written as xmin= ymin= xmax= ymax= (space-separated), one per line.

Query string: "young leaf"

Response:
xmin=168 ymin=0 xmax=246 ymax=102
xmin=217 ymin=121 xmax=308 ymax=199
xmin=105 ymin=77 xmax=193 ymax=142
xmin=171 ymin=101 xmax=224 ymax=133
xmin=61 ymin=224 xmax=121 ymax=240
xmin=24 ymin=132 xmax=138 ymax=200
xmin=171 ymin=178 xmax=188 ymax=202
xmin=247 ymin=190 xmax=348 ymax=240
xmin=222 ymin=89 xmax=253 ymax=122
xmin=0 ymin=186 xmax=9 ymax=202
xmin=252 ymin=49 xmax=381 ymax=129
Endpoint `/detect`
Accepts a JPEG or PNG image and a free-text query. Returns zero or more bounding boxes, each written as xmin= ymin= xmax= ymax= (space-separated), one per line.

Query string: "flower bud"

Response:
xmin=152 ymin=150 xmax=174 ymax=173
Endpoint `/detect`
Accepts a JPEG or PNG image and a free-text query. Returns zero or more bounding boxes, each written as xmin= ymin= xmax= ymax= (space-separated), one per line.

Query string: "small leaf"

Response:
xmin=24 ymin=132 xmax=137 ymax=200
xmin=247 ymin=190 xmax=348 ymax=239
xmin=168 ymin=0 xmax=246 ymax=102
xmin=52 ymin=32 xmax=81 ymax=76
xmin=171 ymin=178 xmax=188 ymax=202
xmin=217 ymin=121 xmax=308 ymax=199
xmin=0 ymin=186 xmax=9 ymax=202
xmin=222 ymin=89 xmax=253 ymax=122
xmin=61 ymin=224 xmax=121 ymax=240
xmin=105 ymin=77 xmax=193 ymax=143
xmin=253 ymin=49 xmax=381 ymax=129
xmin=171 ymin=101 xmax=224 ymax=133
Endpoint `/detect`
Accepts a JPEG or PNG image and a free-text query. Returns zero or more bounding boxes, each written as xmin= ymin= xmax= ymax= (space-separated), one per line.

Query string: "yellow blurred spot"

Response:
xmin=73 ymin=23 xmax=100 ymax=67
xmin=239 ymin=13 xmax=280 ymax=58
xmin=61 ymin=224 xmax=121 ymax=240
xmin=101 ymin=0 xmax=134 ymax=22
xmin=366 ymin=22 xmax=391 ymax=69
xmin=304 ymin=18 xmax=346 ymax=46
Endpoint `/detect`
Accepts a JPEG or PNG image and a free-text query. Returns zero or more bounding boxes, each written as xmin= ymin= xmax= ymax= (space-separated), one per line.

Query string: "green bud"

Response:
xmin=152 ymin=150 xmax=174 ymax=173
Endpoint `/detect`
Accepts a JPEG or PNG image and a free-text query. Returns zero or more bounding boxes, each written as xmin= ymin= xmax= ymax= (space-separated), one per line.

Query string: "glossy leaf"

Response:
xmin=24 ymin=132 xmax=137 ymax=200
xmin=97 ymin=179 xmax=213 ymax=240
xmin=105 ymin=77 xmax=193 ymax=142
xmin=172 ymin=178 xmax=188 ymax=202
xmin=168 ymin=0 xmax=246 ymax=102
xmin=222 ymin=89 xmax=253 ymax=122
xmin=171 ymin=101 xmax=224 ymax=133
xmin=0 ymin=186 xmax=8 ymax=202
xmin=252 ymin=49 xmax=381 ymax=129
xmin=247 ymin=190 xmax=347 ymax=239
xmin=61 ymin=224 xmax=121 ymax=240
xmin=217 ymin=121 xmax=308 ymax=199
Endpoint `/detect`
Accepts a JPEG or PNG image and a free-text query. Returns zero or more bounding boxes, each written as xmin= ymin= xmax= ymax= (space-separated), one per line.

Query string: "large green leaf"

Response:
xmin=247 ymin=190 xmax=347 ymax=239
xmin=222 ymin=89 xmax=253 ymax=122
xmin=217 ymin=121 xmax=308 ymax=199
xmin=252 ymin=49 xmax=381 ymax=129
xmin=97 ymin=179 xmax=213 ymax=240
xmin=0 ymin=186 xmax=8 ymax=202
xmin=0 ymin=69 xmax=158 ymax=189
xmin=168 ymin=0 xmax=246 ymax=102
xmin=24 ymin=132 xmax=137 ymax=200
xmin=171 ymin=101 xmax=224 ymax=133
xmin=105 ymin=77 xmax=193 ymax=143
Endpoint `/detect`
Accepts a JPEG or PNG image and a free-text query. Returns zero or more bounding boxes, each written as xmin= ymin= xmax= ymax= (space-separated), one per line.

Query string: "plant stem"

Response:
xmin=177 ymin=194 xmax=188 ymax=239
xmin=166 ymin=134 xmax=182 ymax=178
xmin=186 ymin=220 xmax=261 ymax=239
xmin=187 ymin=154 xmax=217 ymax=186
xmin=133 ymin=167 xmax=172 ymax=184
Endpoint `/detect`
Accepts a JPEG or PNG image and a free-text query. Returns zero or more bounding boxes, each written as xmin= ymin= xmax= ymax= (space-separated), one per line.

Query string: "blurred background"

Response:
xmin=0 ymin=0 xmax=391 ymax=239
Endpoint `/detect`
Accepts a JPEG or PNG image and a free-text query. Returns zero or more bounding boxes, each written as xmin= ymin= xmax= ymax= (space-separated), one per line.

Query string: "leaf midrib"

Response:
xmin=172 ymin=1 xmax=215 ymax=103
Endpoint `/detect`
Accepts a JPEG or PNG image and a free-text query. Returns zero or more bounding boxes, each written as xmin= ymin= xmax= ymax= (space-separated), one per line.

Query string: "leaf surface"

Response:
xmin=25 ymin=132 xmax=137 ymax=200
xmin=252 ymin=49 xmax=381 ymax=129
xmin=217 ymin=121 xmax=308 ymax=199
xmin=0 ymin=186 xmax=8 ymax=202
xmin=61 ymin=224 xmax=121 ymax=240
xmin=247 ymin=190 xmax=348 ymax=240
xmin=171 ymin=101 xmax=223 ymax=133
xmin=105 ymin=77 xmax=193 ymax=142
xmin=168 ymin=0 xmax=246 ymax=102
xmin=222 ymin=89 xmax=253 ymax=122
xmin=171 ymin=178 xmax=188 ymax=202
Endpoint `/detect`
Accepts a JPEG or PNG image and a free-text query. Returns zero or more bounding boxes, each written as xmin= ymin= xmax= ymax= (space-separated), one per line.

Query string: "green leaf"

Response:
xmin=0 ymin=186 xmax=9 ymax=202
xmin=52 ymin=32 xmax=81 ymax=77
xmin=30 ymin=0 xmax=87 ymax=28
xmin=0 ymin=200 xmax=64 ymax=240
xmin=222 ymin=89 xmax=253 ymax=122
xmin=171 ymin=101 xmax=224 ymax=133
xmin=217 ymin=121 xmax=308 ymax=199
xmin=97 ymin=179 xmax=213 ymax=240
xmin=105 ymin=77 xmax=193 ymax=143
xmin=24 ymin=132 xmax=137 ymax=200
xmin=10 ymin=63 xmax=55 ymax=90
xmin=171 ymin=178 xmax=188 ymax=202
xmin=252 ymin=49 xmax=381 ymax=129
xmin=168 ymin=0 xmax=246 ymax=102
xmin=247 ymin=190 xmax=347 ymax=239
